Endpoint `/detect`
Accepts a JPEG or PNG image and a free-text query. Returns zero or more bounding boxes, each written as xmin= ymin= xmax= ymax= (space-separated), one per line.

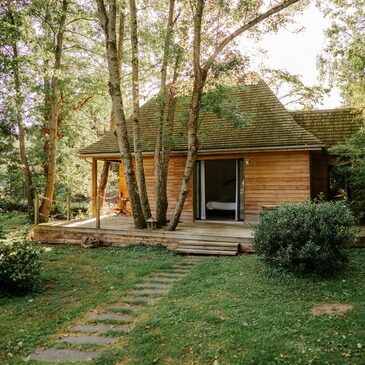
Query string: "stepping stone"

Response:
xmin=135 ymin=283 xmax=172 ymax=289
xmin=71 ymin=324 xmax=130 ymax=334
xmin=106 ymin=305 xmax=143 ymax=313
xmin=26 ymin=348 xmax=100 ymax=362
xmin=59 ymin=335 xmax=117 ymax=345
xmin=171 ymin=265 xmax=192 ymax=269
xmin=129 ymin=289 xmax=168 ymax=296
xmin=152 ymin=272 xmax=185 ymax=277
xmin=87 ymin=312 xmax=132 ymax=322
xmin=146 ymin=277 xmax=178 ymax=283
xmin=123 ymin=296 xmax=156 ymax=303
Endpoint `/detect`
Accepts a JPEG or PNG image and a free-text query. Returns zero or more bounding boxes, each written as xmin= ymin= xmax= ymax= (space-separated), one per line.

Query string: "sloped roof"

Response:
xmin=290 ymin=108 xmax=363 ymax=147
xmin=79 ymin=80 xmax=324 ymax=156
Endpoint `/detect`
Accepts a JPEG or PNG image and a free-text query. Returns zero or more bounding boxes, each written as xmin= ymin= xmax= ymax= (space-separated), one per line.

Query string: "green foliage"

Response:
xmin=320 ymin=0 xmax=365 ymax=110
xmin=252 ymin=201 xmax=357 ymax=275
xmin=0 ymin=240 xmax=43 ymax=293
xmin=330 ymin=125 xmax=365 ymax=213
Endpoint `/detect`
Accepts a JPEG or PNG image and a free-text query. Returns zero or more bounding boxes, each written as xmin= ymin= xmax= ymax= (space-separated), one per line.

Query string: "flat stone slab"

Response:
xmin=106 ymin=305 xmax=143 ymax=312
xmin=60 ymin=335 xmax=117 ymax=345
xmin=171 ymin=265 xmax=192 ymax=270
xmin=87 ymin=312 xmax=132 ymax=322
xmin=151 ymin=272 xmax=185 ymax=278
xmin=129 ymin=289 xmax=168 ymax=296
xmin=27 ymin=348 xmax=100 ymax=362
xmin=122 ymin=296 xmax=156 ymax=303
xmin=145 ymin=277 xmax=178 ymax=283
xmin=71 ymin=324 xmax=130 ymax=334
xmin=135 ymin=283 xmax=172 ymax=289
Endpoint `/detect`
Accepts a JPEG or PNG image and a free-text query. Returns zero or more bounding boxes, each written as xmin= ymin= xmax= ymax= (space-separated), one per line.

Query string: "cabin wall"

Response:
xmin=119 ymin=155 xmax=194 ymax=223
xmin=243 ymin=151 xmax=311 ymax=224
xmin=118 ymin=150 xmax=312 ymax=225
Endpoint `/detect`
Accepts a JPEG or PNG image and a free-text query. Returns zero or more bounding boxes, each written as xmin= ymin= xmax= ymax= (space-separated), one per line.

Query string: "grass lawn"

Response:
xmin=0 ymin=214 xmax=364 ymax=364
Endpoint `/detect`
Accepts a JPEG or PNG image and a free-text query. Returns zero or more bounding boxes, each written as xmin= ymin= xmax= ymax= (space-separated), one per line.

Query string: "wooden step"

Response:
xmin=177 ymin=240 xmax=239 ymax=256
xmin=178 ymin=245 xmax=237 ymax=251
xmin=178 ymin=240 xmax=238 ymax=247
xmin=176 ymin=248 xmax=237 ymax=256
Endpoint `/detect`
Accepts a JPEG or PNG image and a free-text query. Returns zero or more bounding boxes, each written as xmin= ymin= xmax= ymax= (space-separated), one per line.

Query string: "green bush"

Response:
xmin=0 ymin=241 xmax=43 ymax=292
xmin=252 ymin=201 xmax=357 ymax=275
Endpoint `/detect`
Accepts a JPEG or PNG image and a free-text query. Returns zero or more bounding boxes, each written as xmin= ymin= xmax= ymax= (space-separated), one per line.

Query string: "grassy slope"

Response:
xmin=0 ymin=214 xmax=364 ymax=365
xmin=116 ymin=251 xmax=365 ymax=365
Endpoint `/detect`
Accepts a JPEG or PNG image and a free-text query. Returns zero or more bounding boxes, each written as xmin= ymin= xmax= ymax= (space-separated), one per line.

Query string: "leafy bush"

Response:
xmin=0 ymin=198 xmax=28 ymax=213
xmin=252 ymin=201 xmax=357 ymax=275
xmin=0 ymin=241 xmax=43 ymax=292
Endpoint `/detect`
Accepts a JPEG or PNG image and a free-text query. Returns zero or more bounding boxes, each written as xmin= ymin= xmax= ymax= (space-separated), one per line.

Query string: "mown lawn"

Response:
xmin=0 ymin=214 xmax=364 ymax=365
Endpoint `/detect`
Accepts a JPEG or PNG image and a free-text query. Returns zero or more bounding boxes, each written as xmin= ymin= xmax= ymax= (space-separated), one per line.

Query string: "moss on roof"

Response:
xmin=290 ymin=108 xmax=363 ymax=147
xmin=79 ymin=80 xmax=325 ymax=156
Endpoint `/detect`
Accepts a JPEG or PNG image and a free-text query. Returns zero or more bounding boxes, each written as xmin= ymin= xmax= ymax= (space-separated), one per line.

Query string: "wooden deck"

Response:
xmin=33 ymin=215 xmax=255 ymax=255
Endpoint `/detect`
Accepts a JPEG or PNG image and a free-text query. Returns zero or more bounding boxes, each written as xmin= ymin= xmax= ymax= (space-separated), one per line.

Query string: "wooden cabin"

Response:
xmin=79 ymin=80 xmax=362 ymax=224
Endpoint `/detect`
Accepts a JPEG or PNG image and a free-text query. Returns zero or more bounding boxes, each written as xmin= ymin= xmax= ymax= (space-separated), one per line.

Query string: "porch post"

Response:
xmin=91 ymin=158 xmax=97 ymax=217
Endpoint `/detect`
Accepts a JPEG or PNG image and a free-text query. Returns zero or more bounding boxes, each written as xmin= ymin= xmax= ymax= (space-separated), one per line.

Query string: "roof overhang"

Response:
xmin=78 ymin=144 xmax=324 ymax=160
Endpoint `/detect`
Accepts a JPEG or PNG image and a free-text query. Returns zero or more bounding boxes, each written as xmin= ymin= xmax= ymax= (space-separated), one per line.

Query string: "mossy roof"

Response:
xmin=290 ymin=108 xmax=363 ymax=147
xmin=79 ymin=80 xmax=328 ymax=156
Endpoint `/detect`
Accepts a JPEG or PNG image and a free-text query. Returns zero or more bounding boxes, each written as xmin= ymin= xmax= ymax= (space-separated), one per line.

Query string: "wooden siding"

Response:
xmin=243 ymin=151 xmax=311 ymax=223
xmin=117 ymin=151 xmax=311 ymax=224
xmin=119 ymin=156 xmax=194 ymax=223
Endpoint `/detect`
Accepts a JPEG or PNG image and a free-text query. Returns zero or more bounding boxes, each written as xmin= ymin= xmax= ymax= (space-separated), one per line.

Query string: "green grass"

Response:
xmin=1 ymin=214 xmax=364 ymax=364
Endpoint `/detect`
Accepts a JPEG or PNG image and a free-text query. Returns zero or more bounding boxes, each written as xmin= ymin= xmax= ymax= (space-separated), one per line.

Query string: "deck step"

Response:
xmin=176 ymin=248 xmax=238 ymax=256
xmin=177 ymin=240 xmax=239 ymax=256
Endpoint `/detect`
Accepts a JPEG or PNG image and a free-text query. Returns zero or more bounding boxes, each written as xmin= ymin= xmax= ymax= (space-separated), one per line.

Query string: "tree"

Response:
xmin=95 ymin=0 xmax=147 ymax=228
xmin=319 ymin=0 xmax=365 ymax=110
xmin=1 ymin=0 xmax=34 ymax=217
xmin=167 ymin=0 xmax=302 ymax=230
xmin=39 ymin=0 xmax=69 ymax=222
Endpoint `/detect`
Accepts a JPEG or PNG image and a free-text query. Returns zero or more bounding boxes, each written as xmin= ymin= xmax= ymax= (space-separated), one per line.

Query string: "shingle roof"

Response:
xmin=79 ymin=80 xmax=324 ymax=156
xmin=290 ymin=108 xmax=363 ymax=147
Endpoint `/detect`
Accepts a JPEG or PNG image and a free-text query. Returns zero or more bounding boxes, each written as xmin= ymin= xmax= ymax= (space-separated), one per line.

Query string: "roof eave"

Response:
xmin=78 ymin=144 xmax=325 ymax=159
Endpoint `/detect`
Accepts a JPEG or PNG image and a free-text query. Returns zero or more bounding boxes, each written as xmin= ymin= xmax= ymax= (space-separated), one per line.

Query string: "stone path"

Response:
xmin=26 ymin=258 xmax=200 ymax=363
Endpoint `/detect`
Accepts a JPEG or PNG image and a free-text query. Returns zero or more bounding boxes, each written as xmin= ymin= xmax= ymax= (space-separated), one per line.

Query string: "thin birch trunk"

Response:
xmin=154 ymin=0 xmax=176 ymax=226
xmin=98 ymin=7 xmax=125 ymax=208
xmin=96 ymin=0 xmax=146 ymax=228
xmin=168 ymin=0 xmax=299 ymax=230
xmin=39 ymin=0 xmax=68 ymax=222
xmin=129 ymin=0 xmax=151 ymax=220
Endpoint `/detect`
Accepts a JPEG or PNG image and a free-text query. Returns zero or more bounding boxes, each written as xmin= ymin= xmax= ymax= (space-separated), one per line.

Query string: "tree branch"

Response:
xmin=203 ymin=0 xmax=300 ymax=72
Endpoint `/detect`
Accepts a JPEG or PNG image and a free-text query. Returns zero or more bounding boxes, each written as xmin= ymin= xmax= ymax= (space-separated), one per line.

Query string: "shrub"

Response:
xmin=252 ymin=201 xmax=357 ymax=275
xmin=0 ymin=241 xmax=43 ymax=292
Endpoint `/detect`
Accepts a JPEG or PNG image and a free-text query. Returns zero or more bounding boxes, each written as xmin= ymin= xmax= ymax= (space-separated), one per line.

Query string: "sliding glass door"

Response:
xmin=195 ymin=159 xmax=244 ymax=221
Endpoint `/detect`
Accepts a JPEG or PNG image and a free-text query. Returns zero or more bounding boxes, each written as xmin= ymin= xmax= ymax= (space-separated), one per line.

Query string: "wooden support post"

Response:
xmin=91 ymin=158 xmax=97 ymax=217
xmin=66 ymin=192 xmax=71 ymax=221
xmin=34 ymin=193 xmax=39 ymax=225
xmin=96 ymin=195 xmax=100 ymax=230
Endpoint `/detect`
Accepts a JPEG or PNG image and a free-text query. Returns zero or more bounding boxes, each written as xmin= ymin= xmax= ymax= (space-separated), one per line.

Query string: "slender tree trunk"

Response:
xmin=96 ymin=0 xmax=146 ymax=228
xmin=129 ymin=0 xmax=151 ymax=220
xmin=98 ymin=7 xmax=125 ymax=208
xmin=167 ymin=0 xmax=300 ymax=230
xmin=39 ymin=0 xmax=68 ymax=222
xmin=7 ymin=2 xmax=33 ymax=217
xmin=154 ymin=0 xmax=176 ymax=226
xmin=157 ymin=57 xmax=180 ymax=225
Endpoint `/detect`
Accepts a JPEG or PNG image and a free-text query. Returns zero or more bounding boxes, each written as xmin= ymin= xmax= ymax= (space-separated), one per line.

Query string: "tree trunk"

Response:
xmin=7 ymin=2 xmax=34 ymax=218
xmin=39 ymin=0 xmax=68 ymax=222
xmin=157 ymin=57 xmax=180 ymax=225
xmin=96 ymin=0 xmax=146 ymax=228
xmin=154 ymin=0 xmax=176 ymax=226
xmin=129 ymin=0 xmax=151 ymax=220
xmin=98 ymin=7 xmax=125 ymax=208
xmin=167 ymin=0 xmax=300 ymax=230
